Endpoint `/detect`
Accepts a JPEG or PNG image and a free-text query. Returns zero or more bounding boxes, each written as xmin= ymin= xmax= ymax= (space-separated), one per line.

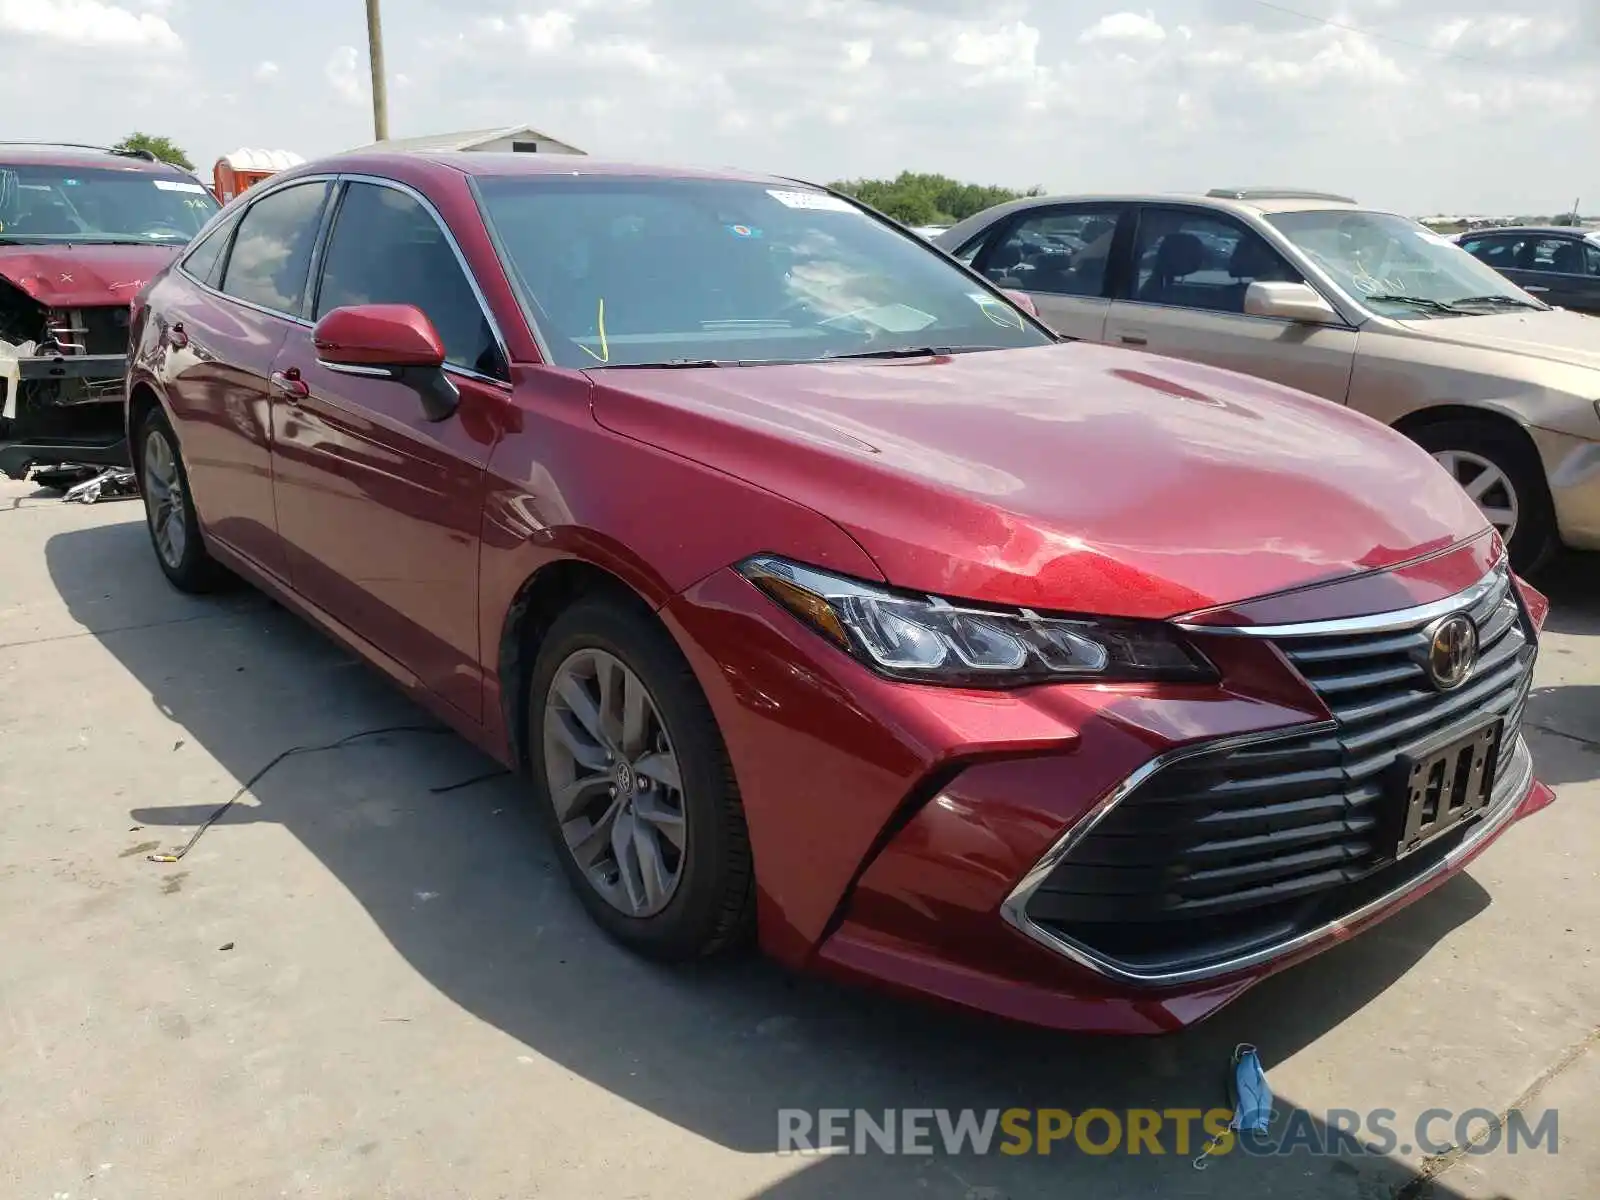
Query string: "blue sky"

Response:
xmin=3 ymin=0 xmax=1594 ymax=214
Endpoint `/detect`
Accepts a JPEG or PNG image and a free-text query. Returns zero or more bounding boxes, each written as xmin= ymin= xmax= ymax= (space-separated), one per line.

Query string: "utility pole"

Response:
xmin=365 ymin=0 xmax=388 ymax=142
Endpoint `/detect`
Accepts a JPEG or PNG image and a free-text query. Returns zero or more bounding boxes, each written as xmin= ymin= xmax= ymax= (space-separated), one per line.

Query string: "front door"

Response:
xmin=269 ymin=179 xmax=510 ymax=720
xmin=972 ymin=203 xmax=1128 ymax=342
xmin=1103 ymin=205 xmax=1358 ymax=404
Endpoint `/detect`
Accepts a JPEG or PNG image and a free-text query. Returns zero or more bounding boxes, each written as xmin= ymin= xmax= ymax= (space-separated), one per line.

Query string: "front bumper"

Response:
xmin=661 ymin=537 xmax=1551 ymax=1034
xmin=1529 ymin=423 xmax=1600 ymax=551
xmin=0 ymin=351 xmax=130 ymax=478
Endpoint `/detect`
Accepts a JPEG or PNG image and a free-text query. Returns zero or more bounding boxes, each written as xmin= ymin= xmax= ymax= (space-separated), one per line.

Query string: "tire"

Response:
xmin=1408 ymin=418 xmax=1557 ymax=575
xmin=526 ymin=594 xmax=755 ymax=962
xmin=137 ymin=406 xmax=232 ymax=593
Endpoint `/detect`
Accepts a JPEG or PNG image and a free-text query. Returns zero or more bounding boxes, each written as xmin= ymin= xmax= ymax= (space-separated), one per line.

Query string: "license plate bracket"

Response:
xmin=1386 ymin=719 xmax=1503 ymax=859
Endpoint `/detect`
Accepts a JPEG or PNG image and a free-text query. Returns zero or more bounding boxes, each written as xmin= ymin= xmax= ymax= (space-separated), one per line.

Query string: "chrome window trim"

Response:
xmin=999 ymin=731 xmax=1534 ymax=988
xmin=1175 ymin=562 xmax=1508 ymax=639
xmin=173 ymin=171 xmax=513 ymax=392
xmin=329 ymin=173 xmax=513 ymax=385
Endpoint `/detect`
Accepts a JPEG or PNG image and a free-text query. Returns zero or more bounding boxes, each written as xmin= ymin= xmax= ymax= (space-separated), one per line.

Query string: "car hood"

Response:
xmin=588 ymin=343 xmax=1489 ymax=619
xmin=0 ymin=243 xmax=180 ymax=308
xmin=1395 ymin=308 xmax=1600 ymax=371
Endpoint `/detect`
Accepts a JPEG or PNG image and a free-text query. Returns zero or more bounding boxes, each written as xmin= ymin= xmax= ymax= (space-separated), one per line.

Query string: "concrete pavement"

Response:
xmin=0 ymin=478 xmax=1594 ymax=1199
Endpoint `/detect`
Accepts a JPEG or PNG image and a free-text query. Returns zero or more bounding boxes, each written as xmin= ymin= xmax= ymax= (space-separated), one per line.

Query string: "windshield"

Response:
xmin=1266 ymin=209 xmax=1542 ymax=317
xmin=474 ymin=176 xmax=1052 ymax=367
xmin=0 ymin=163 xmax=219 ymax=244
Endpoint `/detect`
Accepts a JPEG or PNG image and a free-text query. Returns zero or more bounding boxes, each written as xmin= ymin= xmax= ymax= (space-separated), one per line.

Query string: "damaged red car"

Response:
xmin=0 ymin=143 xmax=218 ymax=487
xmin=126 ymin=153 xmax=1553 ymax=1033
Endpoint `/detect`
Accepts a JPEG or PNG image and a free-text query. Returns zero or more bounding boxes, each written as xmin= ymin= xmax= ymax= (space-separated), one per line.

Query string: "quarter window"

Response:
xmin=983 ymin=208 xmax=1120 ymax=297
xmin=180 ymin=216 xmax=235 ymax=288
xmin=218 ymin=181 xmax=331 ymax=316
xmin=1131 ymin=209 xmax=1302 ymax=314
xmin=315 ymin=182 xmax=504 ymax=379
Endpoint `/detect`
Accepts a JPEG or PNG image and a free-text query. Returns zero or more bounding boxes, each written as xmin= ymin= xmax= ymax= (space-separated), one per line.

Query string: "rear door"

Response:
xmin=269 ymin=177 xmax=510 ymax=719
xmin=157 ymin=178 xmax=333 ymax=581
xmin=1103 ymin=204 xmax=1357 ymax=403
xmin=969 ymin=203 xmax=1129 ymax=341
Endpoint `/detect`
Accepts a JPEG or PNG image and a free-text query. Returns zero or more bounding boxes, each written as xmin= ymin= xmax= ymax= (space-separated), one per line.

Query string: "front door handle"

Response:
xmin=1523 ymin=285 xmax=1549 ymax=293
xmin=1119 ymin=333 xmax=1149 ymax=346
xmin=270 ymin=368 xmax=310 ymax=402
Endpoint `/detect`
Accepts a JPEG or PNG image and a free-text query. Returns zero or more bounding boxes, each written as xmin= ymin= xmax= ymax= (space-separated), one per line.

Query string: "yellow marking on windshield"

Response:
xmin=578 ymin=296 xmax=610 ymax=363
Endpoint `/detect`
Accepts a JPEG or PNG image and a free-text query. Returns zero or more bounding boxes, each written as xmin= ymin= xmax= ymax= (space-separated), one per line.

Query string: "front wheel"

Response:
xmin=138 ymin=407 xmax=231 ymax=592
xmin=1410 ymin=418 xmax=1557 ymax=574
xmin=526 ymin=595 xmax=755 ymax=962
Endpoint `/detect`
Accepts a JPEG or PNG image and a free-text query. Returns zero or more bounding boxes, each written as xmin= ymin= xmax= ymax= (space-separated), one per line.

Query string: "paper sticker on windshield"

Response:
xmin=767 ymin=189 xmax=858 ymax=213
xmin=154 ymin=179 xmax=208 ymax=193
xmin=968 ymin=292 xmax=1025 ymax=330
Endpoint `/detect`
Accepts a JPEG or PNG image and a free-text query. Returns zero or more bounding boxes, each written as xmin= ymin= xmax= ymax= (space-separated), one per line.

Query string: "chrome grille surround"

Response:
xmin=1001 ymin=563 xmax=1539 ymax=988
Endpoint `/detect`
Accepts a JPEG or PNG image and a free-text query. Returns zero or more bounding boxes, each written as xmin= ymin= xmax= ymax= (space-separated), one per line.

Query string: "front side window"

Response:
xmin=219 ymin=181 xmax=331 ymax=316
xmin=0 ymin=163 xmax=219 ymax=245
xmin=315 ymin=182 xmax=504 ymax=378
xmin=1129 ymin=208 xmax=1302 ymax=313
xmin=982 ymin=207 xmax=1120 ymax=298
xmin=1586 ymin=242 xmax=1600 ymax=277
xmin=474 ymin=176 xmax=1052 ymax=368
xmin=1267 ymin=209 xmax=1544 ymax=317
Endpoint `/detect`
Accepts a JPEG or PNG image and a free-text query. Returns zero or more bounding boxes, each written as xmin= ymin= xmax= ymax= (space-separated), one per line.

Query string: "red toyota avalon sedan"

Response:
xmin=125 ymin=153 xmax=1554 ymax=1034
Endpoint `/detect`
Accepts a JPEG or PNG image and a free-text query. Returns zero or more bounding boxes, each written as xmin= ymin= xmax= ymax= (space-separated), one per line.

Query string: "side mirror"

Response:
xmin=1244 ymin=281 xmax=1342 ymax=325
xmin=312 ymin=303 xmax=458 ymax=421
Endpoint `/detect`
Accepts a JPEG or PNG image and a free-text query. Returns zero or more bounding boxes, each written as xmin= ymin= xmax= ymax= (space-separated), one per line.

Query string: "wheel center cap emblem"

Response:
xmin=613 ymin=760 xmax=634 ymax=793
xmin=1424 ymin=613 xmax=1478 ymax=691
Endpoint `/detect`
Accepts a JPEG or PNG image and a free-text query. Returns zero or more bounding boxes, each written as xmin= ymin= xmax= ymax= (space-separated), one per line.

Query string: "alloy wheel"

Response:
xmin=542 ymin=648 xmax=687 ymax=917
xmin=143 ymin=429 xmax=188 ymax=570
xmin=1432 ymin=449 xmax=1518 ymax=545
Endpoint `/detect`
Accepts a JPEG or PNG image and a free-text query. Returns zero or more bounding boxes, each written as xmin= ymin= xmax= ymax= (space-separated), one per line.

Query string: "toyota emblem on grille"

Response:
xmin=1423 ymin=613 xmax=1478 ymax=691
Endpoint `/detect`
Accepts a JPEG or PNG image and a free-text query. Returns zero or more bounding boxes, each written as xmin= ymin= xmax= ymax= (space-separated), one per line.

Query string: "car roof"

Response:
xmin=1456 ymin=225 xmax=1595 ymax=238
xmin=0 ymin=144 xmax=192 ymax=173
xmin=302 ymin=149 xmax=807 ymax=188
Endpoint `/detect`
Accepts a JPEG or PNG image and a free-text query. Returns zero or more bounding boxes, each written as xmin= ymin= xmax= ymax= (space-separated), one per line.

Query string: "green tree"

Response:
xmin=830 ymin=171 xmax=1044 ymax=226
xmin=112 ymin=132 xmax=194 ymax=171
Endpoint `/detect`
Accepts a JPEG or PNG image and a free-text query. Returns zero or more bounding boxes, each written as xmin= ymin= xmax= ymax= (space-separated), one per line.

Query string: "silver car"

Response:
xmin=936 ymin=188 xmax=1600 ymax=571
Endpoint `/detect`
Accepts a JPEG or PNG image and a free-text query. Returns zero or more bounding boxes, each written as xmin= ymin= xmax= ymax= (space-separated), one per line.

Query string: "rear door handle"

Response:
xmin=270 ymin=368 xmax=309 ymax=402
xmin=1523 ymin=285 xmax=1549 ymax=293
xmin=1119 ymin=333 xmax=1148 ymax=346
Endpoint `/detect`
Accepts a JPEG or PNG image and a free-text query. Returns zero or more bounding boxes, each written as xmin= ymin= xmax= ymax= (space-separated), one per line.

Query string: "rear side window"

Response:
xmin=982 ymin=207 xmax=1120 ymax=298
xmin=314 ymin=181 xmax=504 ymax=379
xmin=180 ymin=216 xmax=236 ymax=288
xmin=219 ymin=181 xmax=331 ymax=316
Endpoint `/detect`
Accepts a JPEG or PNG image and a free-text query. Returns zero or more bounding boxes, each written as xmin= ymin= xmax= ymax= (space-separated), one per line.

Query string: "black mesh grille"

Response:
xmin=1027 ymin=566 xmax=1536 ymax=974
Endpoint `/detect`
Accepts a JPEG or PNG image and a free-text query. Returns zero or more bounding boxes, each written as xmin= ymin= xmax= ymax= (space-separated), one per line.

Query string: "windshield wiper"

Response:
xmin=824 ymin=345 xmax=1002 ymax=360
xmin=1362 ymin=294 xmax=1465 ymax=314
xmin=1451 ymin=294 xmax=1546 ymax=310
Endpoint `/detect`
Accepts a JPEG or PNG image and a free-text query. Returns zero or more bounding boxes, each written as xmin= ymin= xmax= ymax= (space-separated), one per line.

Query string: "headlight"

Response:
xmin=737 ymin=556 xmax=1216 ymax=687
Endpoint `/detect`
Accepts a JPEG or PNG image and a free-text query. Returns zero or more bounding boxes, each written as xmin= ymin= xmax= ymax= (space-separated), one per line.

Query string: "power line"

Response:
xmin=1235 ymin=0 xmax=1558 ymax=78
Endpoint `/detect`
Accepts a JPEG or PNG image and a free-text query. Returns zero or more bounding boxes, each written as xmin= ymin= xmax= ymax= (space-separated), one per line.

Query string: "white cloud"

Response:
xmin=1078 ymin=11 xmax=1166 ymax=44
xmin=516 ymin=10 xmax=576 ymax=53
xmin=0 ymin=0 xmax=181 ymax=49
xmin=253 ymin=60 xmax=279 ymax=82
xmin=843 ymin=39 xmax=872 ymax=70
xmin=325 ymin=46 xmax=366 ymax=106
xmin=947 ymin=20 xmax=1036 ymax=73
xmin=587 ymin=39 xmax=665 ymax=73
